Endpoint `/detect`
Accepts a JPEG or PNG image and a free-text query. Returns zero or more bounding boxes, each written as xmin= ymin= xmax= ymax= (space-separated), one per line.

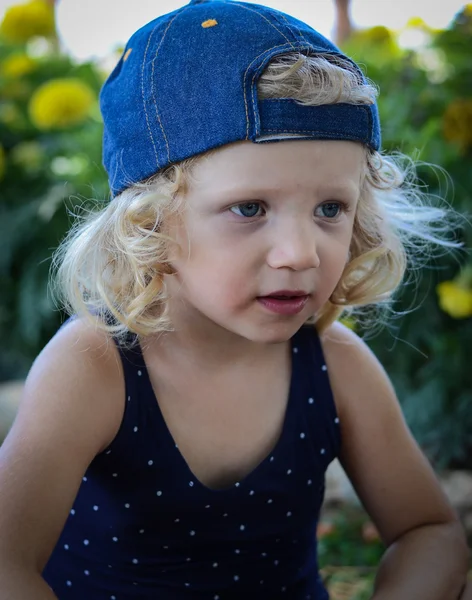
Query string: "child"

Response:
xmin=0 ymin=1 xmax=469 ymax=599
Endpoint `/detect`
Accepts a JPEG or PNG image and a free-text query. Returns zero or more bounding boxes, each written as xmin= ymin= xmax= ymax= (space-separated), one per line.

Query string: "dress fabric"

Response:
xmin=43 ymin=324 xmax=341 ymax=599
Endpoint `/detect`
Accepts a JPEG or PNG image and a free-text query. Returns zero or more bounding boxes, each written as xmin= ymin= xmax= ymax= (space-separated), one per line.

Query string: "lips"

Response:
xmin=257 ymin=291 xmax=310 ymax=315
xmin=262 ymin=290 xmax=309 ymax=299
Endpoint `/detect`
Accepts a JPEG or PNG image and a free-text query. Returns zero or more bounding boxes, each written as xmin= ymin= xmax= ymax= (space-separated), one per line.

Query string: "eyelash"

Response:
xmin=229 ymin=201 xmax=350 ymax=220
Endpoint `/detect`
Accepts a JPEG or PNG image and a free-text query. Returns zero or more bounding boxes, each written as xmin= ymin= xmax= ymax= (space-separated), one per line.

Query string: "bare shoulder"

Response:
xmin=318 ymin=321 xmax=459 ymax=547
xmin=0 ymin=317 xmax=125 ymax=570
xmin=319 ymin=320 xmax=393 ymax=420
xmin=18 ymin=316 xmax=125 ymax=451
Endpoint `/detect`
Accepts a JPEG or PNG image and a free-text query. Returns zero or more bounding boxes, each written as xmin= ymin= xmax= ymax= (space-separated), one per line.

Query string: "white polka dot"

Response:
xmin=267 ymin=499 xmax=273 ymax=504
xmin=127 ymin=396 xmax=131 ymax=402
xmin=105 ymin=450 xmax=111 ymax=455
xmin=205 ymin=504 xmax=211 ymax=509
xmin=185 ymin=583 xmax=190 ymax=587
xmin=132 ymin=558 xmax=138 ymax=564
xmin=70 ymin=509 xmax=75 ymax=515
xmin=223 ymin=513 xmax=228 ymax=517
xmin=66 ymin=581 xmax=72 ymax=587
xmin=322 ymin=365 xmax=327 ymax=371
xmin=64 ymin=544 xmax=69 ymax=550
xmin=240 ymin=524 xmax=245 ymax=531
xmin=300 ymin=432 xmax=306 ymax=439
xmin=163 ymin=546 xmax=169 ymax=550
xmin=282 ymin=586 xmax=287 ymax=592
xmin=189 ymin=481 xmax=194 ymax=487
xmin=189 ymin=530 xmax=196 ymax=536
xmin=83 ymin=477 xmax=87 ymax=482
xmin=213 ymin=562 xmax=218 ymax=568
xmin=293 ymin=347 xmax=299 ymax=353
xmin=112 ymin=473 xmax=118 ymax=478
xmin=308 ymin=397 xmax=314 ymax=404
xmin=125 ymin=503 xmax=130 ymax=508
xmin=214 ymin=596 xmax=220 ymax=600
xmin=261 ymin=552 xmax=267 ymax=557
xmin=320 ymin=448 xmax=326 ymax=455
xmin=234 ymin=549 xmax=240 ymax=554
xmin=139 ymin=529 xmax=145 ymax=534
xmin=133 ymin=426 xmax=138 ymax=433
xmin=249 ymin=490 xmax=255 ymax=496
xmin=112 ymin=537 xmax=118 ymax=542
xmin=186 ymin=557 xmax=191 ymax=562
xmin=234 ymin=575 xmax=239 ymax=582
xmin=335 ymin=417 xmax=340 ymax=424
xmin=286 ymin=511 xmax=292 ymax=517
xmin=269 ymin=456 xmax=274 ymax=462
xmin=111 ymin=596 xmax=116 ymax=600
xmin=274 ymin=560 xmax=280 ymax=566
xmin=84 ymin=570 xmax=90 ymax=576
xmin=175 ymin=518 xmax=180 ymax=523
xmin=307 ymin=479 xmax=312 ymax=485
xmin=287 ymin=469 xmax=292 ymax=475
xmin=156 ymin=491 xmax=162 ymax=496
xmin=235 ymin=482 xmax=240 ymax=487
xmin=93 ymin=505 xmax=99 ymax=511
xmin=137 ymin=370 xmax=142 ymax=376
xmin=260 ymin=580 xmax=264 ymax=585
xmin=83 ymin=540 xmax=89 ymax=546
xmin=148 ymin=460 xmax=153 ymax=466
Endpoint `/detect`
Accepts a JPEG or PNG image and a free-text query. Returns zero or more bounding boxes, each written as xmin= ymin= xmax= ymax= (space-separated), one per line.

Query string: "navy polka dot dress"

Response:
xmin=43 ymin=324 xmax=341 ymax=599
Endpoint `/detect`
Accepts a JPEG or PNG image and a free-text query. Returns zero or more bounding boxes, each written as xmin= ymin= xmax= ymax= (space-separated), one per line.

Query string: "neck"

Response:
xmin=140 ymin=299 xmax=282 ymax=371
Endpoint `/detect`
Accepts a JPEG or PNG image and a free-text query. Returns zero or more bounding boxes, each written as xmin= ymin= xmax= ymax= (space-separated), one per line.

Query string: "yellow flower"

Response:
xmin=0 ymin=145 xmax=5 ymax=180
xmin=2 ymin=53 xmax=36 ymax=78
xmin=443 ymin=98 xmax=472 ymax=150
xmin=437 ymin=280 xmax=472 ymax=319
xmin=29 ymin=78 xmax=95 ymax=129
xmin=0 ymin=0 xmax=55 ymax=44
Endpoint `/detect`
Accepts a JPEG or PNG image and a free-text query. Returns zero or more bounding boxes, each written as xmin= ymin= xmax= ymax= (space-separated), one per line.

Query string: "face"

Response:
xmin=164 ymin=139 xmax=364 ymax=344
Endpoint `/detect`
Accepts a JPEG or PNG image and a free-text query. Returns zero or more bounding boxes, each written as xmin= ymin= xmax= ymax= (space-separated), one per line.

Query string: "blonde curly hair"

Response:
xmin=51 ymin=53 xmax=457 ymax=340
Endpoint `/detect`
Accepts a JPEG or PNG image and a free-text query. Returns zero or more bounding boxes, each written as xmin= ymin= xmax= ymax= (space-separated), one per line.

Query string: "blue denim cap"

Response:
xmin=100 ymin=0 xmax=381 ymax=196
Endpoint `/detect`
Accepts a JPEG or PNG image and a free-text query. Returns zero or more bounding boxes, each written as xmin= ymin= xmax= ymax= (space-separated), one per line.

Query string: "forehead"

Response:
xmin=189 ymin=140 xmax=366 ymax=196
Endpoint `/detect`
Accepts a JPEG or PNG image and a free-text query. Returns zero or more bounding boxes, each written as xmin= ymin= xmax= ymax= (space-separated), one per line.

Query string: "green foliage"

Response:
xmin=0 ymin=33 xmax=109 ymax=379
xmin=341 ymin=8 xmax=472 ymax=469
xmin=0 ymin=5 xmax=471 ymax=470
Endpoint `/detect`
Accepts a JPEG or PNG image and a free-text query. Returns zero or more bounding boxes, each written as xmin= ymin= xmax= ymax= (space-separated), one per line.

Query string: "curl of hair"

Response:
xmin=51 ymin=52 xmax=459 ymax=340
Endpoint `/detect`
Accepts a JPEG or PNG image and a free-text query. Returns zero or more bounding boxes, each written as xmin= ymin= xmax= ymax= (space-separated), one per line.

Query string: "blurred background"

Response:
xmin=0 ymin=1 xmax=471 ymax=597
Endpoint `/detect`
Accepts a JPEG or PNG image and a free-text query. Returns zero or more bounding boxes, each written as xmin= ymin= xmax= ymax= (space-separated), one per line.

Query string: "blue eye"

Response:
xmin=230 ymin=203 xmax=264 ymax=218
xmin=315 ymin=202 xmax=343 ymax=219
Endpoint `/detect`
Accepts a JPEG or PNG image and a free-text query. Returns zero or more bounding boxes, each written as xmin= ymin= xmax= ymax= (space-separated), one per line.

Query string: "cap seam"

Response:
xmin=277 ymin=12 xmax=308 ymax=44
xmin=222 ymin=1 xmax=295 ymax=48
xmin=150 ymin=8 xmax=191 ymax=166
xmin=243 ymin=42 xmax=294 ymax=140
xmin=141 ymin=22 xmax=163 ymax=171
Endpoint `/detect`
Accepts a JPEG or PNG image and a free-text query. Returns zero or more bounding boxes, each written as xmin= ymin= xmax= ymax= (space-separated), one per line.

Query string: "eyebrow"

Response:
xmin=211 ymin=183 xmax=360 ymax=201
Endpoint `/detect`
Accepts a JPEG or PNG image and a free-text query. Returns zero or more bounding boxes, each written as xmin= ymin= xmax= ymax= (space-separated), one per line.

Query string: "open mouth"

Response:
xmin=257 ymin=294 xmax=309 ymax=315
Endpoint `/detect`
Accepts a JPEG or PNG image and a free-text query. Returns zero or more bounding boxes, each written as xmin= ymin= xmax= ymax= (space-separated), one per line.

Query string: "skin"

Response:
xmin=0 ymin=139 xmax=468 ymax=599
xmin=160 ymin=139 xmax=362 ymax=358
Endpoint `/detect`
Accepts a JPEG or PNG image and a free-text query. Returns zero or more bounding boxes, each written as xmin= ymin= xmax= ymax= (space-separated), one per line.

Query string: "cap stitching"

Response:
xmin=222 ymin=1 xmax=295 ymax=48
xmin=271 ymin=10 xmax=307 ymax=44
xmin=242 ymin=43 xmax=292 ymax=140
xmin=151 ymin=10 xmax=189 ymax=165
xmin=141 ymin=24 xmax=162 ymax=170
xmin=261 ymin=128 xmax=369 ymax=144
xmin=249 ymin=43 xmax=314 ymax=140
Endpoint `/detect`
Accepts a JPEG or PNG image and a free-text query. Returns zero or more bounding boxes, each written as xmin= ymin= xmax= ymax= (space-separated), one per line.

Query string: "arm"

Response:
xmin=321 ymin=322 xmax=469 ymax=600
xmin=0 ymin=319 xmax=124 ymax=598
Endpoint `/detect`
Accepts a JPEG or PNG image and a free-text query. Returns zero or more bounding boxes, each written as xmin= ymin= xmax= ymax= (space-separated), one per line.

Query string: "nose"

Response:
xmin=266 ymin=219 xmax=320 ymax=271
